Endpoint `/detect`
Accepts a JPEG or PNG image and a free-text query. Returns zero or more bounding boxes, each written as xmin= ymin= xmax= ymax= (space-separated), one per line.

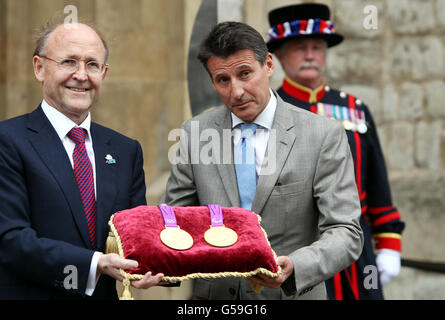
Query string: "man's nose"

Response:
xmin=231 ymin=79 xmax=244 ymax=100
xmin=304 ymin=48 xmax=315 ymax=60
xmin=72 ymin=62 xmax=88 ymax=81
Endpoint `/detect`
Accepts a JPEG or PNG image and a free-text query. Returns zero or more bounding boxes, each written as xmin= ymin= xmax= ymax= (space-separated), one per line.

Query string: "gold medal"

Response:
xmin=158 ymin=205 xmax=193 ymax=251
xmin=204 ymin=226 xmax=238 ymax=247
xmin=160 ymin=226 xmax=193 ymax=251
xmin=204 ymin=204 xmax=238 ymax=248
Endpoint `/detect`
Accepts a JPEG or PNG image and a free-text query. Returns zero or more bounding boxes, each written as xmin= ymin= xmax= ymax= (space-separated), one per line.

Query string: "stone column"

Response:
xmin=188 ymin=0 xmax=220 ymax=116
xmin=4 ymin=0 xmax=33 ymax=119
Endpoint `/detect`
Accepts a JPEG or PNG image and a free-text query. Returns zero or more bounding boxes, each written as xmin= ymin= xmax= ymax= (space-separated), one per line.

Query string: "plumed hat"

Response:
xmin=267 ymin=3 xmax=343 ymax=52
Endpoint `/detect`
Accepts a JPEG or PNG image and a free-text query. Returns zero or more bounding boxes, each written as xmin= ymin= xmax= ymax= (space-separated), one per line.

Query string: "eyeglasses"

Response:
xmin=38 ymin=55 xmax=108 ymax=76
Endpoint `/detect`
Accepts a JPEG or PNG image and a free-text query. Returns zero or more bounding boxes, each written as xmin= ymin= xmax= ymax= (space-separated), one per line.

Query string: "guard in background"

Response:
xmin=267 ymin=3 xmax=405 ymax=300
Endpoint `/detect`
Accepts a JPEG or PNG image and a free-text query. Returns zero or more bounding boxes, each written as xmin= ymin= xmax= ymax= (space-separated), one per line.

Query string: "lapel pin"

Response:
xmin=105 ymin=154 xmax=116 ymax=165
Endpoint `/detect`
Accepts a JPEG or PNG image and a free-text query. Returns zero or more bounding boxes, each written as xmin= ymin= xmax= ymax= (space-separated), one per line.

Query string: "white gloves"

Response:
xmin=376 ymin=249 xmax=401 ymax=286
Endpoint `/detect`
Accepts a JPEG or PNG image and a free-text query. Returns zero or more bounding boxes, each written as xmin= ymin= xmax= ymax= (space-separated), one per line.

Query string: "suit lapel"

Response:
xmin=213 ymin=96 xmax=297 ymax=211
xmin=91 ymin=124 xmax=117 ymax=251
xmin=252 ymin=96 xmax=297 ymax=215
xmin=214 ymin=109 xmax=240 ymax=207
xmin=26 ymin=106 xmax=93 ymax=249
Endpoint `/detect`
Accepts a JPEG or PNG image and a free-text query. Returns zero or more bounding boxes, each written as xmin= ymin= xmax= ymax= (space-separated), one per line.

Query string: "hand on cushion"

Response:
xmin=97 ymin=253 xmax=165 ymax=289
xmin=247 ymin=256 xmax=294 ymax=289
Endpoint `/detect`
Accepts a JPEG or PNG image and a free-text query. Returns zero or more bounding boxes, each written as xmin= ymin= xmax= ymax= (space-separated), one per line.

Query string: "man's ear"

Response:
xmin=33 ymin=56 xmax=45 ymax=82
xmin=265 ymin=53 xmax=274 ymax=77
xmin=101 ymin=65 xmax=109 ymax=80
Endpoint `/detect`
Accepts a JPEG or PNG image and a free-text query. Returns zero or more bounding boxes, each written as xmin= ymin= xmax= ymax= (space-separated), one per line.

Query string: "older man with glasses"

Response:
xmin=0 ymin=20 xmax=163 ymax=300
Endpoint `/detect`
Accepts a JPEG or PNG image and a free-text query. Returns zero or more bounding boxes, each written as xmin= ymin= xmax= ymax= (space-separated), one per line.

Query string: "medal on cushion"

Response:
xmin=158 ymin=205 xmax=193 ymax=250
xmin=204 ymin=204 xmax=238 ymax=247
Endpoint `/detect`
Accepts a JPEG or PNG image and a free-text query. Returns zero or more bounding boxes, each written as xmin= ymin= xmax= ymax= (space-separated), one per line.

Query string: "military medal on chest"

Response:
xmin=159 ymin=205 xmax=194 ymax=250
xmin=317 ymin=102 xmax=367 ymax=133
xmin=355 ymin=109 xmax=368 ymax=134
xmin=204 ymin=204 xmax=238 ymax=247
xmin=341 ymin=106 xmax=354 ymax=131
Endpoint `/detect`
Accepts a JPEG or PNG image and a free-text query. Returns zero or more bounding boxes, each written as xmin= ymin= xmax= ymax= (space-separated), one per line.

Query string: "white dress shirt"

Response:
xmin=41 ymin=100 xmax=101 ymax=296
xmin=231 ymin=89 xmax=277 ymax=175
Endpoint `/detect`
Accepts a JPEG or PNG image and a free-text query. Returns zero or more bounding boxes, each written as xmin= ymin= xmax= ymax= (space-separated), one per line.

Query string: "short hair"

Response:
xmin=33 ymin=15 xmax=109 ymax=62
xmin=197 ymin=21 xmax=269 ymax=73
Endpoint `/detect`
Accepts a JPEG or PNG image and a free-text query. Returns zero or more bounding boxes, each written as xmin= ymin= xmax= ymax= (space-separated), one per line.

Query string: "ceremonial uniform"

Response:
xmin=277 ymin=77 xmax=405 ymax=299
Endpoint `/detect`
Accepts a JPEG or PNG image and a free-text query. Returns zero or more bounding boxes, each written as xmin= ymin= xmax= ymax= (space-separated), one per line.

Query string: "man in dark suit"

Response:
xmin=0 ymin=21 xmax=163 ymax=300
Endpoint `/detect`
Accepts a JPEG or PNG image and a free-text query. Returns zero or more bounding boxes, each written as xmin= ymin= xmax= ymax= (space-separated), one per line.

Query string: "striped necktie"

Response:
xmin=67 ymin=127 xmax=97 ymax=249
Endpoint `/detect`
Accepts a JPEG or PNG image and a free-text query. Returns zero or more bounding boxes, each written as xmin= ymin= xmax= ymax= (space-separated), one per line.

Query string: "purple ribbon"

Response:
xmin=158 ymin=205 xmax=178 ymax=227
xmin=206 ymin=204 xmax=224 ymax=227
xmin=325 ymin=104 xmax=333 ymax=118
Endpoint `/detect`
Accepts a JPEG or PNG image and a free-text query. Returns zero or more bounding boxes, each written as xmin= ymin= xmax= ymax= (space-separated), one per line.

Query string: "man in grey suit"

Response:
xmin=162 ymin=21 xmax=363 ymax=300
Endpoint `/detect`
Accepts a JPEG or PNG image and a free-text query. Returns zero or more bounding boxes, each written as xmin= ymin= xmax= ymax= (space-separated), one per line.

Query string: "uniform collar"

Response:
xmin=281 ymin=76 xmax=326 ymax=103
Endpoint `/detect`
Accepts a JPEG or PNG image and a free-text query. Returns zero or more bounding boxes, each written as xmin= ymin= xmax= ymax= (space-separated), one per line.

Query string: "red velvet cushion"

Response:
xmin=108 ymin=205 xmax=279 ymax=280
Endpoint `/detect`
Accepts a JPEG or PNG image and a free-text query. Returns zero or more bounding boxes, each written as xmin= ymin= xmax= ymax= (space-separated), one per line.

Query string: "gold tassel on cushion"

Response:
xmin=106 ymin=231 xmax=119 ymax=254
xmin=120 ymin=277 xmax=134 ymax=300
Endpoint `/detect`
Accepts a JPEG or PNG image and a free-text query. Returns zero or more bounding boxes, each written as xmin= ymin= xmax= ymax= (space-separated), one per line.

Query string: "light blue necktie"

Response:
xmin=235 ymin=123 xmax=258 ymax=210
